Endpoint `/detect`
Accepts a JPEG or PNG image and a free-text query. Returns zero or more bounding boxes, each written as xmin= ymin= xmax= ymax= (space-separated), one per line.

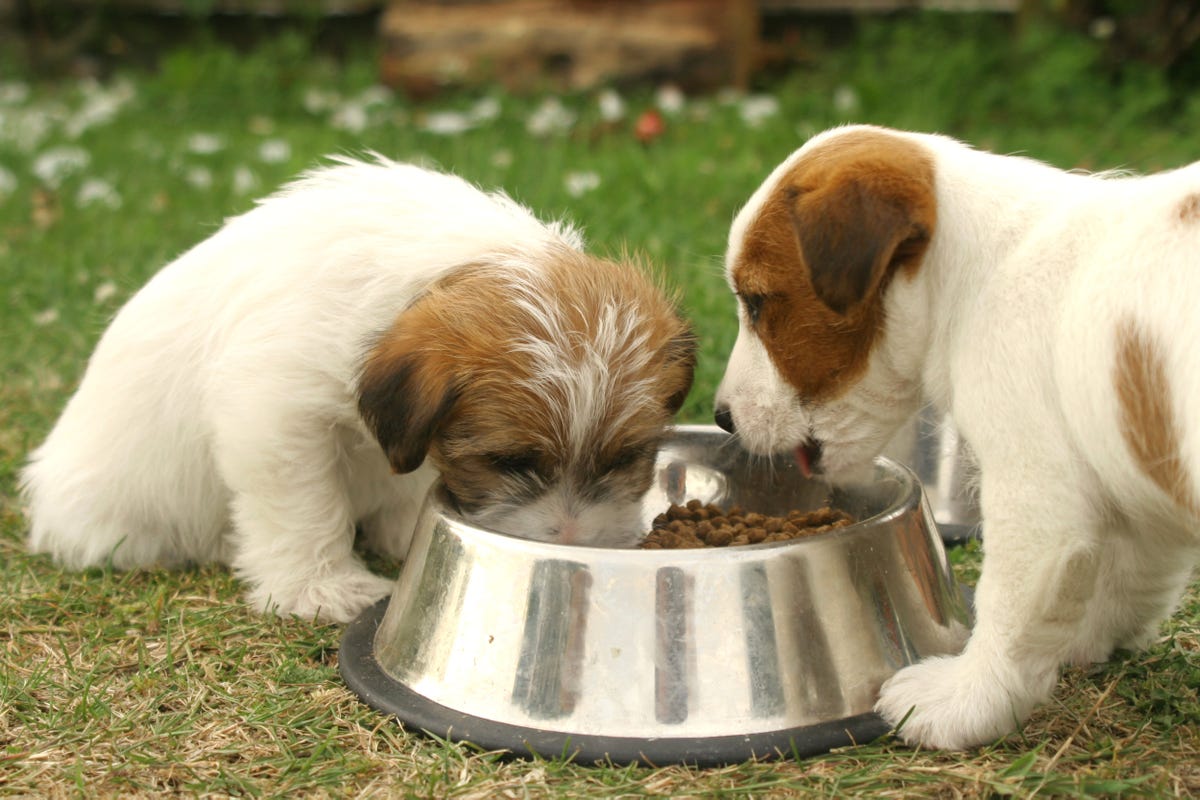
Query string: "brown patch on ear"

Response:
xmin=791 ymin=175 xmax=933 ymax=315
xmin=734 ymin=128 xmax=936 ymax=400
xmin=1114 ymin=319 xmax=1198 ymax=515
xmin=358 ymin=306 xmax=460 ymax=474
xmin=1178 ymin=193 xmax=1200 ymax=223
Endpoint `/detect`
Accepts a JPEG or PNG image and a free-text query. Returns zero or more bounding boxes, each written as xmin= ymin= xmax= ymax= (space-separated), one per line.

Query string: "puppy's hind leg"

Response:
xmin=1071 ymin=514 xmax=1198 ymax=662
xmin=875 ymin=472 xmax=1104 ymax=749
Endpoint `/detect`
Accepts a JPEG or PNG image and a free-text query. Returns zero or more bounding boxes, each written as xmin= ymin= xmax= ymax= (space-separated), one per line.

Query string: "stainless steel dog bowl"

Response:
xmin=340 ymin=425 xmax=971 ymax=765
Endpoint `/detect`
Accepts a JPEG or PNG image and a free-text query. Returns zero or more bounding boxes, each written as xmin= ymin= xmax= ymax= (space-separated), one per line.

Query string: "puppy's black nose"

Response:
xmin=714 ymin=405 xmax=736 ymax=434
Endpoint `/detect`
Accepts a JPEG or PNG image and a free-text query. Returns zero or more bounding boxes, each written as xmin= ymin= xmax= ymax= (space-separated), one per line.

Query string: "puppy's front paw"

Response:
xmin=250 ymin=568 xmax=394 ymax=624
xmin=875 ymin=655 xmax=1027 ymax=750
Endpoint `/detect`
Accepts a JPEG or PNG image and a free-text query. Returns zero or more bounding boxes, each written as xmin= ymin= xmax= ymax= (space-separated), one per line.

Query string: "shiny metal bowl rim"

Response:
xmin=431 ymin=424 xmax=922 ymax=556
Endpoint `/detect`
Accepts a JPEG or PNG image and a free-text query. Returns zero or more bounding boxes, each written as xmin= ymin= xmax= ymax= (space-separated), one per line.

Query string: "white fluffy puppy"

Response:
xmin=714 ymin=124 xmax=1200 ymax=748
xmin=22 ymin=156 xmax=695 ymax=623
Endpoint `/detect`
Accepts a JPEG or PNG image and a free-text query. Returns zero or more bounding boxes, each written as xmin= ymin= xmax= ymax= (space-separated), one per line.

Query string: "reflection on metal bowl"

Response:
xmin=340 ymin=425 xmax=971 ymax=765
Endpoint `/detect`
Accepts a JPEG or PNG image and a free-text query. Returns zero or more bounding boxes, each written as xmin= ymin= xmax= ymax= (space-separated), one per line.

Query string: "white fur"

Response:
xmin=717 ymin=125 xmax=1200 ymax=748
xmin=20 ymin=156 xmax=641 ymax=624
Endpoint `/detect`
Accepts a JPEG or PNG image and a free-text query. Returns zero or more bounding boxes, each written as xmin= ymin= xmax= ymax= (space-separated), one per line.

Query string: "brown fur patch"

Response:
xmin=358 ymin=245 xmax=695 ymax=510
xmin=1114 ymin=319 xmax=1197 ymax=515
xmin=732 ymin=128 xmax=937 ymax=401
xmin=1178 ymin=193 xmax=1200 ymax=223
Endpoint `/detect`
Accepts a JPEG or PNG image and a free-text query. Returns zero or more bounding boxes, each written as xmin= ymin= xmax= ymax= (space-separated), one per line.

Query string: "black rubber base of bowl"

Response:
xmin=339 ymin=598 xmax=891 ymax=767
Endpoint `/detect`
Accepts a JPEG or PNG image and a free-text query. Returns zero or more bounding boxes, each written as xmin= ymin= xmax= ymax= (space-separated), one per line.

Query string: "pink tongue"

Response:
xmin=794 ymin=444 xmax=813 ymax=478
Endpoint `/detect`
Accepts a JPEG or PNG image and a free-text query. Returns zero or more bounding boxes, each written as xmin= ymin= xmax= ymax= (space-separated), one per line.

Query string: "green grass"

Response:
xmin=2 ymin=14 xmax=1199 ymax=798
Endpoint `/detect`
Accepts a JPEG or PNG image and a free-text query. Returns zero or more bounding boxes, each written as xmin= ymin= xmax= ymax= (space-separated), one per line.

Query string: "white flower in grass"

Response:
xmin=491 ymin=149 xmax=513 ymax=169
xmin=94 ymin=280 xmax=119 ymax=304
xmin=34 ymin=308 xmax=59 ymax=326
xmin=66 ymin=78 xmax=136 ymax=138
xmin=421 ymin=110 xmax=473 ymax=136
xmin=328 ymin=87 xmax=394 ymax=133
xmin=259 ymin=139 xmax=291 ymax=164
xmin=597 ymin=89 xmax=625 ymax=122
xmin=655 ymin=84 xmax=686 ymax=115
xmin=187 ymin=132 xmax=224 ymax=155
xmin=0 ymin=165 xmax=16 ymax=200
xmin=0 ymin=81 xmax=30 ymax=105
xmin=526 ymin=97 xmax=576 ymax=137
xmin=564 ymin=170 xmax=600 ymax=197
xmin=471 ymin=96 xmax=501 ymax=123
xmin=420 ymin=96 xmax=500 ymax=136
xmin=833 ymin=85 xmax=860 ymax=115
xmin=33 ymin=146 xmax=90 ymax=188
xmin=332 ymin=103 xmax=369 ymax=133
xmin=185 ymin=167 xmax=213 ymax=190
xmin=739 ymin=94 xmax=780 ymax=128
xmin=77 ymin=178 xmax=122 ymax=209
xmin=233 ymin=165 xmax=259 ymax=195
xmin=1 ymin=107 xmax=55 ymax=152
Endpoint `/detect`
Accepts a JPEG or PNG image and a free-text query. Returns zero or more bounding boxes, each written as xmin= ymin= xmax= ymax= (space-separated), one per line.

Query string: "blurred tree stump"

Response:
xmin=379 ymin=0 xmax=760 ymax=98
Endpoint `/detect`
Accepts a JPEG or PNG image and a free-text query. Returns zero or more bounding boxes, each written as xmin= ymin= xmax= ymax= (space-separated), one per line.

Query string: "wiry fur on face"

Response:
xmin=358 ymin=246 xmax=695 ymax=546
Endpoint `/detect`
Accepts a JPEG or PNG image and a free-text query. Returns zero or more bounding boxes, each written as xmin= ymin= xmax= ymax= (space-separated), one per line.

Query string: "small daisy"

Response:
xmin=187 ymin=132 xmax=225 ymax=155
xmin=833 ymin=85 xmax=860 ymax=115
xmin=233 ymin=165 xmax=259 ymax=195
xmin=597 ymin=89 xmax=625 ymax=122
xmin=258 ymin=139 xmax=291 ymax=164
xmin=526 ymin=97 xmax=576 ymax=137
xmin=76 ymin=178 xmax=122 ymax=209
xmin=421 ymin=110 xmax=474 ymax=136
xmin=470 ymin=96 xmax=501 ymax=123
xmin=738 ymin=94 xmax=780 ymax=128
xmin=93 ymin=280 xmax=119 ymax=304
xmin=655 ymin=84 xmax=686 ymax=115
xmin=491 ymin=149 xmax=514 ymax=169
xmin=33 ymin=145 xmax=90 ymax=188
xmin=185 ymin=167 xmax=213 ymax=190
xmin=65 ymin=77 xmax=135 ymax=138
xmin=34 ymin=308 xmax=60 ymax=326
xmin=564 ymin=170 xmax=601 ymax=198
xmin=331 ymin=103 xmax=369 ymax=133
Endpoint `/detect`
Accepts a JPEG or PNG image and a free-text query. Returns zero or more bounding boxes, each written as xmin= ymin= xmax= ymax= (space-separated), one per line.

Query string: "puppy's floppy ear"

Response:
xmin=789 ymin=177 xmax=932 ymax=316
xmin=660 ymin=324 xmax=698 ymax=415
xmin=358 ymin=334 xmax=459 ymax=474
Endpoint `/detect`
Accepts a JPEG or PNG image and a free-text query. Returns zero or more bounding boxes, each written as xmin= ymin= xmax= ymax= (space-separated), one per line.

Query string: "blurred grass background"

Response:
xmin=1 ymin=6 xmax=1198 ymax=797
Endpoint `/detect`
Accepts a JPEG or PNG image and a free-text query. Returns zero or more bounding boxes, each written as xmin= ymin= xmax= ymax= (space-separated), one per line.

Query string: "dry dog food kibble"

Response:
xmin=640 ymin=499 xmax=856 ymax=549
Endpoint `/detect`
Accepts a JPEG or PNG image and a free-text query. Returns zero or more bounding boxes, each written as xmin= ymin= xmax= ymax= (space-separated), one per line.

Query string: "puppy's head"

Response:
xmin=714 ymin=125 xmax=937 ymax=478
xmin=358 ymin=244 xmax=695 ymax=547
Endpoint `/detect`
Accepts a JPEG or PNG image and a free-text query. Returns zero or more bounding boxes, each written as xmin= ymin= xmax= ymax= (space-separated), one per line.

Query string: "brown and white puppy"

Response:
xmin=22 ymin=155 xmax=695 ymax=624
xmin=714 ymin=124 xmax=1200 ymax=749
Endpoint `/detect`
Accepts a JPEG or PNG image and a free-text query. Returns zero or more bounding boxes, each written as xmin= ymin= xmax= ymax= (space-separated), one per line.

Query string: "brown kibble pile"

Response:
xmin=639 ymin=499 xmax=856 ymax=549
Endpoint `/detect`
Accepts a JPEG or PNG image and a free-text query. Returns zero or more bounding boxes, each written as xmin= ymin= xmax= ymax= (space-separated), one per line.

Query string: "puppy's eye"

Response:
xmin=740 ymin=293 xmax=766 ymax=325
xmin=485 ymin=451 xmax=542 ymax=476
xmin=604 ymin=444 xmax=654 ymax=473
